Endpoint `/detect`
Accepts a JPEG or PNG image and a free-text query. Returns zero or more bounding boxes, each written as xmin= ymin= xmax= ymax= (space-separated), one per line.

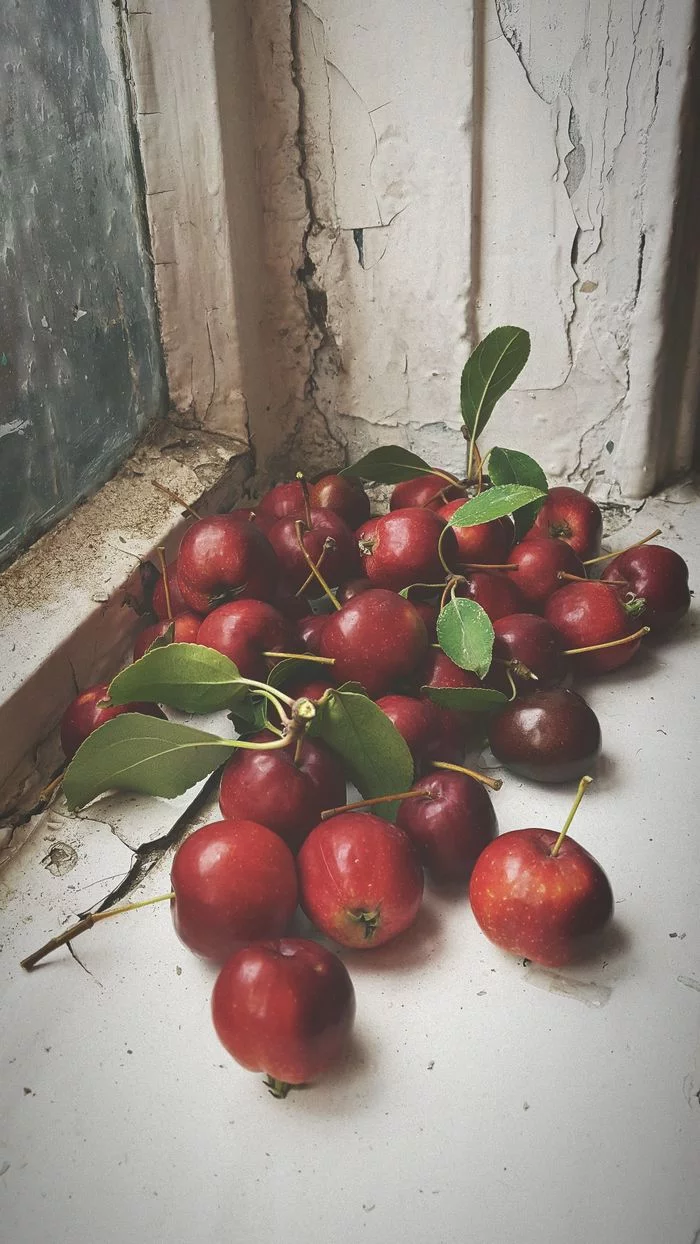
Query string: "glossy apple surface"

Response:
xmin=297 ymin=812 xmax=424 ymax=948
xmin=212 ymin=939 xmax=356 ymax=1089
xmin=319 ymin=588 xmax=429 ymax=698
xmin=469 ymin=827 xmax=613 ymax=966
xmin=397 ymin=770 xmax=496 ymax=884
xmin=170 ymin=819 xmax=298 ymax=962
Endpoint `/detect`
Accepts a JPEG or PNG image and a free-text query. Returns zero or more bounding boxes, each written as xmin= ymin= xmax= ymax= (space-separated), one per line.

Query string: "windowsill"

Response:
xmin=0 ymin=416 xmax=251 ymax=853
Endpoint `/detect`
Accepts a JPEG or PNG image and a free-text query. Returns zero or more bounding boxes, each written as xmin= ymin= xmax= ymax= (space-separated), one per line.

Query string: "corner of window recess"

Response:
xmin=0 ymin=415 xmax=253 ymax=859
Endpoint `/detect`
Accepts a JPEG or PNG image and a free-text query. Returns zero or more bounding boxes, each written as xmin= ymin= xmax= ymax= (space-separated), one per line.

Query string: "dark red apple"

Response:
xmin=506 ymin=537 xmax=586 ymax=608
xmin=319 ymin=588 xmax=429 ymax=698
xmin=397 ymin=770 xmax=496 ymax=884
xmin=219 ymin=731 xmax=346 ymax=852
xmin=469 ymin=783 xmax=613 ymax=966
xmin=437 ymin=499 xmax=514 ymax=567
xmin=197 ymin=599 xmax=291 ymax=680
xmin=376 ymin=694 xmax=459 ymax=769
xmin=152 ymin=560 xmax=191 ymax=621
xmin=358 ymin=507 xmax=457 ymax=590
xmin=490 ymin=613 xmax=570 ymax=691
xmin=601 ymin=544 xmax=690 ymax=632
xmin=211 ymin=939 xmax=356 ymax=1094
xmin=297 ymin=812 xmax=424 ymax=948
xmin=338 ymin=578 xmax=373 ymax=604
xmin=310 ymin=474 xmax=371 ymax=529
xmin=455 ymin=571 xmax=526 ymax=622
xmin=526 ymin=486 xmax=603 ymax=560
xmin=488 ymin=688 xmax=601 ymax=783
xmin=390 ymin=473 xmax=463 ymax=511
xmin=269 ymin=509 xmax=359 ymax=596
xmin=296 ymin=614 xmax=328 ymax=655
xmin=545 ymin=581 xmax=646 ymax=673
xmin=256 ymin=481 xmax=304 ymax=520
xmin=133 ymin=612 xmax=202 ymax=661
xmin=60 ymin=684 xmax=165 ymax=761
xmin=178 ymin=516 xmax=279 ymax=612
xmin=170 ymin=819 xmax=298 ymax=961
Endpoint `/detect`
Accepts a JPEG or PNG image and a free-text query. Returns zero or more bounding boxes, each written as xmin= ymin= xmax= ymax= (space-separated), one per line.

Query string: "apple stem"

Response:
xmin=264 ymin=1076 xmax=293 ymax=1099
xmin=441 ymin=574 xmax=465 ymax=609
xmin=294 ymin=520 xmax=341 ymax=610
xmin=151 ymin=479 xmax=200 ymax=520
xmin=39 ymin=770 xmax=65 ymax=803
xmin=583 ymin=528 xmax=662 ymax=566
xmin=557 ymin=571 xmax=589 ymax=583
xmin=437 ymin=525 xmax=458 ymax=576
xmin=295 ymin=537 xmax=334 ymax=597
xmin=296 ymin=471 xmax=313 ymax=529
xmin=156 ymin=546 xmax=173 ymax=621
xmin=432 ymin=761 xmax=502 ymax=791
xmin=465 ymin=563 xmax=518 ymax=571
xmin=402 ymin=581 xmax=448 ymax=596
xmin=236 ymin=677 xmax=295 ymax=707
xmin=263 ymin=651 xmax=335 ymax=664
xmin=563 ymin=625 xmax=650 ymax=656
xmin=549 ymin=776 xmax=593 ymax=858
xmin=321 ymin=789 xmax=426 ymax=819
xmin=21 ymin=891 xmax=176 ymax=971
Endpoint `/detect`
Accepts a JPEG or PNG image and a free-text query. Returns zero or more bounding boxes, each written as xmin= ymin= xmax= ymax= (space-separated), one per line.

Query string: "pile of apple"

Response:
xmin=26 ymin=327 xmax=691 ymax=1099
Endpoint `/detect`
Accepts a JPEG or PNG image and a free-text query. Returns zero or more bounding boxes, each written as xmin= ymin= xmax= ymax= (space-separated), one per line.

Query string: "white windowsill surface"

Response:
xmin=1 ymin=481 xmax=699 ymax=1244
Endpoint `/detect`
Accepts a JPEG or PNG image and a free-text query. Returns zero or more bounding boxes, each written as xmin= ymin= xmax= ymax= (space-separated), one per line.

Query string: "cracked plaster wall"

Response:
xmin=246 ymin=0 xmax=695 ymax=494
xmin=128 ymin=0 xmax=696 ymax=494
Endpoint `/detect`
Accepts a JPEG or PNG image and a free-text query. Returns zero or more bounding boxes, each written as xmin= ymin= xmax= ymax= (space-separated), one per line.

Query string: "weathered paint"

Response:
xmin=0 ymin=0 xmax=166 ymax=566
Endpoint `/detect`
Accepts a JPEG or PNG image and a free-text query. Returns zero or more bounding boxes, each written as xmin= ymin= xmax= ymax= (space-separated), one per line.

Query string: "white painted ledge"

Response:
xmin=1 ymin=486 xmax=698 ymax=1243
xmin=0 ymin=418 xmax=251 ymax=853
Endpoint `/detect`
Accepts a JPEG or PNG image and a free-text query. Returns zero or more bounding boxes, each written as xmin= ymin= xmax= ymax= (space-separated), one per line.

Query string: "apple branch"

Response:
xmin=21 ymin=891 xmax=176 ymax=971
xmin=294 ymin=520 xmax=341 ymax=610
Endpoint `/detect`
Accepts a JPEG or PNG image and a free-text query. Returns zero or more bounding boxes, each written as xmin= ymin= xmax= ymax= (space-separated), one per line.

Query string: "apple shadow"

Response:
xmin=339 ymin=901 xmax=443 ymax=976
xmin=572 ymin=916 xmax=633 ymax=972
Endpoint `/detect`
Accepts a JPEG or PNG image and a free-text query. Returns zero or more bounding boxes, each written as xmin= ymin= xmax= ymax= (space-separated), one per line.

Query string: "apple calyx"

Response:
xmin=622 ymin=594 xmax=646 ymax=618
xmin=548 ymin=519 xmax=572 ymax=540
xmin=348 ymin=908 xmax=382 ymax=940
xmin=549 ymin=774 xmax=593 ymax=858
xmin=358 ymin=536 xmax=377 ymax=556
xmin=264 ymin=1076 xmax=293 ymax=1099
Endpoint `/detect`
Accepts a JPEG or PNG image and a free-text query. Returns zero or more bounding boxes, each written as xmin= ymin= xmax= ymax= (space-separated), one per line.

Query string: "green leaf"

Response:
xmin=460 ymin=326 xmax=531 ymax=441
xmin=340 ymin=445 xmax=446 ymax=485
xmin=448 ymin=484 xmax=545 ymax=529
xmin=309 ymin=689 xmax=413 ymax=821
xmin=63 ymin=714 xmax=234 ymax=810
xmin=108 ymin=643 xmax=249 ymax=714
xmin=436 ymin=598 xmax=495 ymax=679
xmin=228 ymin=695 xmax=270 ymax=736
xmin=421 ymin=686 xmax=508 ymax=712
xmin=487 ymin=446 xmax=548 ymax=538
xmin=148 ymin=622 xmax=175 ymax=651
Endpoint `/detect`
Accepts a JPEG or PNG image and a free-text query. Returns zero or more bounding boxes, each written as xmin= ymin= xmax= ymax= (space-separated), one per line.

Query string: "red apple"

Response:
xmin=196 ymin=599 xmax=291 ymax=680
xmin=319 ymin=588 xmax=429 ymax=698
xmin=268 ymin=508 xmax=359 ymax=596
xmin=506 ymin=537 xmax=586 ymax=608
xmin=133 ymin=612 xmax=202 ymax=661
xmin=297 ymin=812 xmax=424 ymax=948
xmin=60 ymin=684 xmax=165 ymax=761
xmin=601 ymin=543 xmax=690 ymax=632
xmin=469 ymin=780 xmax=612 ymax=966
xmin=526 ymin=486 xmax=603 ymax=560
xmin=358 ymin=508 xmax=457 ymax=590
xmin=218 ymin=731 xmax=346 ymax=852
xmin=545 ymin=581 xmax=645 ymax=673
xmin=212 ymin=939 xmax=356 ymax=1094
xmin=170 ymin=819 xmax=298 ymax=962
xmin=256 ymin=481 xmax=304 ymax=519
xmin=310 ymin=474 xmax=371 ymax=529
xmin=455 ymin=571 xmax=526 ymax=622
xmin=390 ymin=474 xmax=463 ymax=511
xmin=397 ymin=770 xmax=496 ymax=884
xmin=178 ymin=516 xmax=279 ymax=612
xmin=436 ymin=499 xmax=514 ymax=567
